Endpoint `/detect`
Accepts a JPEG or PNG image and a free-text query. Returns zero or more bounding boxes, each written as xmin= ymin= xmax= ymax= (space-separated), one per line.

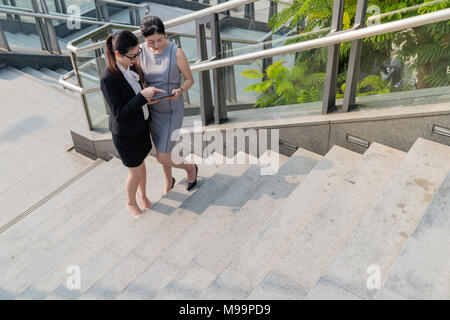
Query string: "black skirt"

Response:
xmin=112 ymin=128 xmax=152 ymax=168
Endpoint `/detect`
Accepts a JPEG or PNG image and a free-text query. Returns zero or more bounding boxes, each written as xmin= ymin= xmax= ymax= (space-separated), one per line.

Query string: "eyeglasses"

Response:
xmin=124 ymin=47 xmax=142 ymax=61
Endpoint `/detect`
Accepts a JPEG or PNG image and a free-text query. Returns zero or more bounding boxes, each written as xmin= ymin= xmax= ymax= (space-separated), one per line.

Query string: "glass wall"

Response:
xmin=355 ymin=0 xmax=449 ymax=108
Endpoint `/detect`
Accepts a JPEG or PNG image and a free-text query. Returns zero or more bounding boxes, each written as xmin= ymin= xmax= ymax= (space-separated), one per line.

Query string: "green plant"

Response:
xmin=242 ymin=60 xmax=326 ymax=108
xmin=242 ymin=0 xmax=449 ymax=108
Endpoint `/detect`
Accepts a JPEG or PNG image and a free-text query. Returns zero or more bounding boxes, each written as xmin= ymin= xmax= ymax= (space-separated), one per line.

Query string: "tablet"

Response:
xmin=150 ymin=92 xmax=175 ymax=101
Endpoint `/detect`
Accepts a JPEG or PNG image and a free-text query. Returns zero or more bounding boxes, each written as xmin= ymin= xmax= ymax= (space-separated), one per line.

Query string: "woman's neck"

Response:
xmin=116 ymin=60 xmax=128 ymax=70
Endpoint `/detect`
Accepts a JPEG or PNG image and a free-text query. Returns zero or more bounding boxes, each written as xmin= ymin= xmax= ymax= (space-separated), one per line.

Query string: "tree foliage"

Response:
xmin=242 ymin=0 xmax=450 ymax=108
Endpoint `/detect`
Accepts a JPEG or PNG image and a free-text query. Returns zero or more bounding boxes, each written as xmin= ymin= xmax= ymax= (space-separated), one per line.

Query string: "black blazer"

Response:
xmin=100 ymin=66 xmax=149 ymax=136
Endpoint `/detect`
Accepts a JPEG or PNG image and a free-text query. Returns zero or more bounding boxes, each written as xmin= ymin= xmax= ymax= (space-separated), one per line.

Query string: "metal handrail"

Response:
xmin=68 ymin=0 xmax=257 ymax=54
xmin=98 ymin=0 xmax=150 ymax=10
xmin=367 ymin=0 xmax=447 ymax=23
xmin=0 ymin=5 xmax=138 ymax=27
xmin=190 ymin=8 xmax=450 ymax=72
xmin=58 ymin=8 xmax=450 ymax=95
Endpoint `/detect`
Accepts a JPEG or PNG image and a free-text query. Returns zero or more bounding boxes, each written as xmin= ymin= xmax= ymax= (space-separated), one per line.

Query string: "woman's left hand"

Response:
xmin=166 ymin=88 xmax=183 ymax=101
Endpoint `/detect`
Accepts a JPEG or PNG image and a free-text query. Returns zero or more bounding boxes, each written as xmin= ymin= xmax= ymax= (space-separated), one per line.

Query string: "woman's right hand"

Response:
xmin=141 ymin=87 xmax=165 ymax=100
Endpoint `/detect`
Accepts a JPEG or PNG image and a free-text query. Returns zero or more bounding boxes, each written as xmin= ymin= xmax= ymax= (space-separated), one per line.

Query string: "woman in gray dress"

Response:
xmin=139 ymin=16 xmax=197 ymax=195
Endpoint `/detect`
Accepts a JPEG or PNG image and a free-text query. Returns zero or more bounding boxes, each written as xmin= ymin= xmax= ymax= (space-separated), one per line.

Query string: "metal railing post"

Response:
xmin=60 ymin=0 xmax=67 ymax=14
xmin=195 ymin=16 xmax=215 ymax=125
xmin=2 ymin=0 xmax=12 ymax=19
xmin=0 ymin=19 xmax=11 ymax=52
xmin=3 ymin=0 xmax=21 ymax=29
xmin=134 ymin=8 xmax=141 ymax=26
xmin=244 ymin=2 xmax=255 ymax=20
xmin=54 ymin=0 xmax=61 ymax=13
xmin=322 ymin=0 xmax=344 ymax=114
xmin=218 ymin=0 xmax=230 ymax=16
xmin=222 ymin=40 xmax=237 ymax=103
xmin=343 ymin=0 xmax=367 ymax=112
xmin=210 ymin=12 xmax=227 ymax=124
xmin=269 ymin=0 xmax=277 ymax=21
xmin=69 ymin=50 xmax=94 ymax=129
xmin=95 ymin=0 xmax=110 ymax=22
xmin=262 ymin=34 xmax=273 ymax=80
xmin=31 ymin=0 xmax=51 ymax=52
xmin=170 ymin=34 xmax=191 ymax=104
xmin=40 ymin=0 xmax=61 ymax=54
xmin=54 ymin=0 xmax=67 ymax=14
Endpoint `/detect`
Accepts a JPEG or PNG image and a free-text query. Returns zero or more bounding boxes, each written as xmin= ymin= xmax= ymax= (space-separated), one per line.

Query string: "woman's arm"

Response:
xmin=100 ymin=75 xmax=163 ymax=120
xmin=169 ymin=47 xmax=194 ymax=100
xmin=100 ymin=75 xmax=147 ymax=121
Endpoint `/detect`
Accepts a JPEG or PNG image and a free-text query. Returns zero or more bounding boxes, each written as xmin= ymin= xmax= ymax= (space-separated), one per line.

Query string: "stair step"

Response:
xmin=0 ymin=242 xmax=73 ymax=300
xmin=121 ymin=154 xmax=287 ymax=300
xmin=201 ymin=145 xmax=362 ymax=299
xmin=20 ymin=67 xmax=62 ymax=91
xmin=55 ymin=68 xmax=69 ymax=75
xmin=376 ymin=172 xmax=450 ymax=300
xmin=36 ymin=154 xmax=226 ymax=299
xmin=90 ymin=159 xmax=258 ymax=300
xmin=0 ymin=159 xmax=118 ymax=292
xmin=0 ymin=157 xmax=141 ymax=298
xmin=149 ymin=149 xmax=322 ymax=298
xmin=314 ymin=137 xmax=450 ymax=300
xmin=125 ymin=163 xmax=250 ymax=269
xmin=45 ymin=248 xmax=122 ymax=300
xmin=89 ymin=153 xmax=227 ymax=257
xmin=18 ymin=67 xmax=75 ymax=98
xmin=44 ymin=158 xmax=133 ymax=247
xmin=248 ymin=143 xmax=406 ymax=299
xmin=60 ymin=155 xmax=179 ymax=250
xmin=40 ymin=68 xmax=63 ymax=80
xmin=160 ymin=152 xmax=289 ymax=268
xmin=192 ymin=147 xmax=322 ymax=277
xmin=18 ymin=149 xmax=94 ymax=200
xmin=16 ymin=244 xmax=97 ymax=300
xmin=80 ymin=252 xmax=149 ymax=300
xmin=305 ymin=278 xmax=362 ymax=300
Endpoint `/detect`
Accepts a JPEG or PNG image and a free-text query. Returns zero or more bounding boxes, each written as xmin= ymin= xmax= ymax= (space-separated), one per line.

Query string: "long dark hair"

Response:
xmin=140 ymin=16 xmax=165 ymax=37
xmin=105 ymin=30 xmax=143 ymax=80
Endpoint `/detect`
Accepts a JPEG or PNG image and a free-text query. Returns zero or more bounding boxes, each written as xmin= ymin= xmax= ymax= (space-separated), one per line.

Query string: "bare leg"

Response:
xmin=157 ymin=151 xmax=196 ymax=194
xmin=137 ymin=161 xmax=152 ymax=210
xmin=126 ymin=163 xmax=145 ymax=217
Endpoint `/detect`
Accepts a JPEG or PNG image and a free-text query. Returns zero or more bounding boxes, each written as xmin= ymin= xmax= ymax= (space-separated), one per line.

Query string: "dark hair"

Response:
xmin=105 ymin=30 xmax=139 ymax=77
xmin=140 ymin=16 xmax=165 ymax=38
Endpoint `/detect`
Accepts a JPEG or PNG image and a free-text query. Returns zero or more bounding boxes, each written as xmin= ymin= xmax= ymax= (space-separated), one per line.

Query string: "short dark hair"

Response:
xmin=140 ymin=16 xmax=165 ymax=37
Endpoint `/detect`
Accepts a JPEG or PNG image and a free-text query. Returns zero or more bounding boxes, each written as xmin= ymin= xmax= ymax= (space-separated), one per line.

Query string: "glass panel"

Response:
xmin=84 ymin=90 xmax=109 ymax=133
xmin=219 ymin=47 xmax=327 ymax=115
xmin=366 ymin=0 xmax=449 ymax=26
xmin=356 ymin=16 xmax=450 ymax=109
xmin=163 ymin=32 xmax=213 ymax=117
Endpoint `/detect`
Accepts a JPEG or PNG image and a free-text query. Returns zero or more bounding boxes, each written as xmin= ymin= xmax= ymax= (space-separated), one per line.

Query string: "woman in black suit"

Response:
xmin=101 ymin=30 xmax=164 ymax=217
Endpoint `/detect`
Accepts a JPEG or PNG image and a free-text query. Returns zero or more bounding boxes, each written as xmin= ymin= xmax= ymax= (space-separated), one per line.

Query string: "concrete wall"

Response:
xmin=279 ymin=114 xmax=450 ymax=156
xmin=71 ymin=112 xmax=450 ymax=161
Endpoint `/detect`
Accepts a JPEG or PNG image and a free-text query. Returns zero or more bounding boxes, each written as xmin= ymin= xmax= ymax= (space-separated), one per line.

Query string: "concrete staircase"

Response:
xmin=20 ymin=66 xmax=72 ymax=95
xmin=4 ymin=31 xmax=69 ymax=54
xmin=0 ymin=134 xmax=448 ymax=300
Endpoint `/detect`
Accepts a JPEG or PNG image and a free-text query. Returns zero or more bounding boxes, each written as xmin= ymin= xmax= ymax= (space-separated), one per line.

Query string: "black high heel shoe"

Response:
xmin=186 ymin=164 xmax=198 ymax=191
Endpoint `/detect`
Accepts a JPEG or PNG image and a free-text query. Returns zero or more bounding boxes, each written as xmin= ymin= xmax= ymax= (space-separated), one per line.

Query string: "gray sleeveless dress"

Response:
xmin=140 ymin=41 xmax=184 ymax=153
